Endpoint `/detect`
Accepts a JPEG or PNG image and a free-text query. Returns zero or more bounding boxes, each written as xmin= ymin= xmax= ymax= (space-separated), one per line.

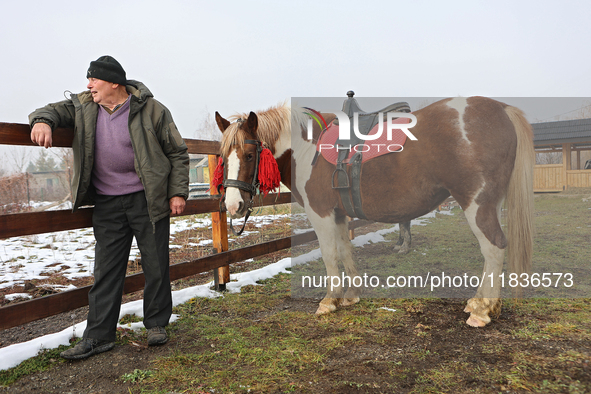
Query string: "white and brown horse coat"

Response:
xmin=216 ymin=96 xmax=534 ymax=327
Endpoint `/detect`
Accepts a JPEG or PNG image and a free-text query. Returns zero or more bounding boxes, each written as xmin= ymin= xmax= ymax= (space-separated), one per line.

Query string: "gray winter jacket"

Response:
xmin=29 ymin=80 xmax=189 ymax=223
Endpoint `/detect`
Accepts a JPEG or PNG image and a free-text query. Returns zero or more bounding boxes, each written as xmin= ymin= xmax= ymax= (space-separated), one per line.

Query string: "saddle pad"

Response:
xmin=317 ymin=117 xmax=410 ymax=165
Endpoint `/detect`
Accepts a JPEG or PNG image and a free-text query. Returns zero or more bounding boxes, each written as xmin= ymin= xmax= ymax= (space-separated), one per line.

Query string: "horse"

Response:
xmin=214 ymin=96 xmax=534 ymax=327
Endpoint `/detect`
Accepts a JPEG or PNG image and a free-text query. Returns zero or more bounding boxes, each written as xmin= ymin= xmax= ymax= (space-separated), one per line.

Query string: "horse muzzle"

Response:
xmin=221 ymin=189 xmax=252 ymax=218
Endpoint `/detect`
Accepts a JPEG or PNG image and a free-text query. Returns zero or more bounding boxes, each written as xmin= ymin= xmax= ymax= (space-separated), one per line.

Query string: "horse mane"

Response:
xmin=220 ymin=102 xmax=291 ymax=157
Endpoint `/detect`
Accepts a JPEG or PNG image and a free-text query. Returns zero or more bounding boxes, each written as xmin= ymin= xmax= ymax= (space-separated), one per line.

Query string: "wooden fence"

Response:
xmin=0 ymin=122 xmax=304 ymax=330
xmin=534 ymin=164 xmax=591 ymax=192
xmin=534 ymin=142 xmax=591 ymax=192
xmin=534 ymin=164 xmax=563 ymax=192
xmin=567 ymin=170 xmax=591 ymax=188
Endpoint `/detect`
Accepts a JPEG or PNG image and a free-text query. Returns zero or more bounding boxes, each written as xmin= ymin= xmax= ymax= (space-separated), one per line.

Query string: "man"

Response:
xmin=29 ymin=55 xmax=189 ymax=360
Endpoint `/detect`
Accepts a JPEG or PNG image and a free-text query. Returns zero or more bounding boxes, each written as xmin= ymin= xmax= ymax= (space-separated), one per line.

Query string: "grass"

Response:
xmin=120 ymin=369 xmax=154 ymax=383
xmin=0 ymin=346 xmax=68 ymax=386
xmin=146 ymin=274 xmax=327 ymax=392
xmin=140 ymin=192 xmax=591 ymax=393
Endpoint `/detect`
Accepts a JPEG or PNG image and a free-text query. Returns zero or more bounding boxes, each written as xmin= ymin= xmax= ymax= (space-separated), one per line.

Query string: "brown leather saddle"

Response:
xmin=332 ymin=91 xmax=411 ymax=219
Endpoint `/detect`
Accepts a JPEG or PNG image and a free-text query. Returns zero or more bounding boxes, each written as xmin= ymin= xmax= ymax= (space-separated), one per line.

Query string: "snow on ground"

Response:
xmin=0 ymin=228 xmax=97 ymax=290
xmin=0 ymin=208 xmax=452 ymax=370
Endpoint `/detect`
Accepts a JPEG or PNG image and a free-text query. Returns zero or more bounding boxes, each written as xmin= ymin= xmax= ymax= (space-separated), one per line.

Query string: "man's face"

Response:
xmin=87 ymin=78 xmax=115 ymax=105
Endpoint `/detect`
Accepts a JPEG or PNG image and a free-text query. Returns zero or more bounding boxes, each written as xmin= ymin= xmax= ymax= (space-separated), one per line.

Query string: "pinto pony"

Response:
xmin=215 ymin=96 xmax=534 ymax=327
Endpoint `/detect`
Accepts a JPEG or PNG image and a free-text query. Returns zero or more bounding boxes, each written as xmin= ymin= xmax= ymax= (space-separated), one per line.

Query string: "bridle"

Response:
xmin=220 ymin=139 xmax=264 ymax=235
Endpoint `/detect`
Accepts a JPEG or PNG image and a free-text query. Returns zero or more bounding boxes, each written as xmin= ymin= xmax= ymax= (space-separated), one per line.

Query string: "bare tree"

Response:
xmin=49 ymin=148 xmax=74 ymax=171
xmin=564 ymin=100 xmax=591 ymax=120
xmin=536 ymin=151 xmax=562 ymax=165
xmin=7 ymin=146 xmax=34 ymax=174
xmin=195 ymin=108 xmax=222 ymax=141
xmin=51 ymin=148 xmax=73 ymax=202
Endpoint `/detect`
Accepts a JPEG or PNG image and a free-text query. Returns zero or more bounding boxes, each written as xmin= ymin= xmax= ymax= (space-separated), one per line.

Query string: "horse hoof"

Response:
xmin=340 ymin=297 xmax=360 ymax=307
xmin=466 ymin=315 xmax=487 ymax=327
xmin=398 ymin=247 xmax=410 ymax=255
xmin=315 ymin=304 xmax=336 ymax=315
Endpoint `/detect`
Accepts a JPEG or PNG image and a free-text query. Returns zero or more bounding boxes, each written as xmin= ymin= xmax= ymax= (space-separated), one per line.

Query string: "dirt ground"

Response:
xmin=3 ymin=295 xmax=590 ymax=393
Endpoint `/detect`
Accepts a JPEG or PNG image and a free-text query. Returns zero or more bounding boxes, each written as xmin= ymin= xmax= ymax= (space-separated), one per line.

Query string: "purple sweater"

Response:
xmin=91 ymin=97 xmax=144 ymax=196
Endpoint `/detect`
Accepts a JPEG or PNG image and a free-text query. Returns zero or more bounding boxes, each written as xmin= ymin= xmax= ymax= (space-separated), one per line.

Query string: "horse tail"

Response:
xmin=504 ymin=106 xmax=534 ymax=278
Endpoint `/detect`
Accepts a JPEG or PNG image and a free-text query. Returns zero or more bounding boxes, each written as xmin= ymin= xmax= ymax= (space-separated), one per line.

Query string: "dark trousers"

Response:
xmin=84 ymin=191 xmax=172 ymax=342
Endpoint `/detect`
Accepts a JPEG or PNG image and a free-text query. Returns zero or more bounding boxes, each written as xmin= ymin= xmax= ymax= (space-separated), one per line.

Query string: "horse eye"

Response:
xmin=246 ymin=153 xmax=254 ymax=161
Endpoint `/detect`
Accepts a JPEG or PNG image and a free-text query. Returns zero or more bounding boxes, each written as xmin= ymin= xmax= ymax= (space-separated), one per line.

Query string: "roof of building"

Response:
xmin=190 ymin=156 xmax=209 ymax=167
xmin=533 ymin=118 xmax=591 ymax=145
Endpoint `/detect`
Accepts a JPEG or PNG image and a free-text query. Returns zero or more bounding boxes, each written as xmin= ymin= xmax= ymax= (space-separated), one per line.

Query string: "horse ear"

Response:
xmin=215 ymin=111 xmax=231 ymax=133
xmin=246 ymin=111 xmax=258 ymax=137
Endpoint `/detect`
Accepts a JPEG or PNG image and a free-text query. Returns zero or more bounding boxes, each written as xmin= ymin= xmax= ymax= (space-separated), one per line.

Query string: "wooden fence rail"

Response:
xmin=0 ymin=122 xmax=221 ymax=154
xmin=0 ymin=194 xmax=290 ymax=240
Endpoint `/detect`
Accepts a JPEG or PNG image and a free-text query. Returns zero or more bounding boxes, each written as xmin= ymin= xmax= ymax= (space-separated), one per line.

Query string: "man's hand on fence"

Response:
xmin=170 ymin=196 xmax=186 ymax=215
xmin=31 ymin=122 xmax=53 ymax=148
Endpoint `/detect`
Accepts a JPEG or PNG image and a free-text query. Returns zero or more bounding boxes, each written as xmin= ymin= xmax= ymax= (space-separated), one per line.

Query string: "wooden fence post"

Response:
xmin=208 ymin=154 xmax=230 ymax=291
xmin=562 ymin=143 xmax=572 ymax=191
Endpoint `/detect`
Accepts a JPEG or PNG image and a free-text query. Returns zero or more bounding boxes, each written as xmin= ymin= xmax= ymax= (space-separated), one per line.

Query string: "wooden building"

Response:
xmin=533 ymin=118 xmax=591 ymax=192
xmin=189 ymin=155 xmax=209 ymax=184
xmin=28 ymin=170 xmax=70 ymax=202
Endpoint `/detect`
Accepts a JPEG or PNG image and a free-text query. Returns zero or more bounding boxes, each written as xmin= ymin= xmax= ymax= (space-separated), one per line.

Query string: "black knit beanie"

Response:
xmin=86 ymin=55 xmax=127 ymax=85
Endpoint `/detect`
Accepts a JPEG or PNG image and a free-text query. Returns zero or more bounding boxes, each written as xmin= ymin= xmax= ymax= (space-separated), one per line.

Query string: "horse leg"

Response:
xmin=306 ymin=210 xmax=347 ymax=315
xmin=462 ymin=199 xmax=505 ymax=327
xmin=338 ymin=217 xmax=361 ymax=307
xmin=394 ymin=221 xmax=412 ymax=254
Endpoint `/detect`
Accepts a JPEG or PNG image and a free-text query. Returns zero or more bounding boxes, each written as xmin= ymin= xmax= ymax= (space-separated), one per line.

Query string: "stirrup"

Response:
xmin=331 ymin=167 xmax=350 ymax=189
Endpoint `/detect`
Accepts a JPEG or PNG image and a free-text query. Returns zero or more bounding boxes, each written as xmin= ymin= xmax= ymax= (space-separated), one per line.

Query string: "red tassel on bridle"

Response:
xmin=257 ymin=147 xmax=281 ymax=196
xmin=212 ymin=156 xmax=224 ymax=193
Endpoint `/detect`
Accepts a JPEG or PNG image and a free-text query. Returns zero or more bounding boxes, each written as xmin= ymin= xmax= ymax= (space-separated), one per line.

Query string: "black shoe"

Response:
xmin=60 ymin=338 xmax=115 ymax=360
xmin=147 ymin=326 xmax=168 ymax=346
